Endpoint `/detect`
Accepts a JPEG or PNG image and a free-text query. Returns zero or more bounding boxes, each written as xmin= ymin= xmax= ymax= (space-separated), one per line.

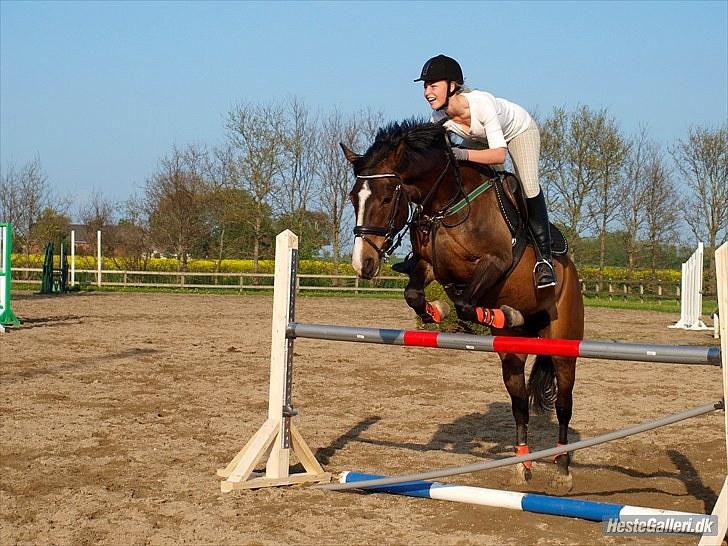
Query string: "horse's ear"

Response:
xmin=340 ymin=143 xmax=361 ymax=164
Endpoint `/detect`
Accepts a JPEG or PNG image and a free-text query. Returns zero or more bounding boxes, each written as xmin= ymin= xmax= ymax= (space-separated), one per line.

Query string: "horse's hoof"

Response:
xmin=426 ymin=300 xmax=450 ymax=323
xmin=500 ymin=305 xmax=524 ymax=327
xmin=550 ymin=470 xmax=574 ymax=492
xmin=511 ymin=463 xmax=532 ymax=484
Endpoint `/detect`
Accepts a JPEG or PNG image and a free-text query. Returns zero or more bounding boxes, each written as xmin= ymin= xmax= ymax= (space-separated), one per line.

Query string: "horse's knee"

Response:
xmin=453 ymin=300 xmax=477 ymax=322
xmin=404 ymin=286 xmax=426 ymax=311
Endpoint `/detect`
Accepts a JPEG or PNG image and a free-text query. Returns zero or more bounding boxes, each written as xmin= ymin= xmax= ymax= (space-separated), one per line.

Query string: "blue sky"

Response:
xmin=1 ymin=0 xmax=727 ymax=216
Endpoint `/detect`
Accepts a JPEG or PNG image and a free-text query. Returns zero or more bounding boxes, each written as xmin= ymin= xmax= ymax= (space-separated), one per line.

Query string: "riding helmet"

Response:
xmin=414 ymin=55 xmax=464 ymax=84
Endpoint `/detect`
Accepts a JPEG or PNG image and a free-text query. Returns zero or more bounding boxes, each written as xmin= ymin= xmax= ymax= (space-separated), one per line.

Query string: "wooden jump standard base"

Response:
xmin=218 ymin=231 xmax=330 ymax=491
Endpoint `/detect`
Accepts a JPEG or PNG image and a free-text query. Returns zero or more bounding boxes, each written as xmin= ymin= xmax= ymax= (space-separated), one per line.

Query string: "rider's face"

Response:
xmin=423 ymin=80 xmax=449 ymax=110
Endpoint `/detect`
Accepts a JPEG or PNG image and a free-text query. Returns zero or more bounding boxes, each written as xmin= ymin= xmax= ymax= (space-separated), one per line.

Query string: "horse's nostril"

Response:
xmin=362 ymin=257 xmax=379 ymax=279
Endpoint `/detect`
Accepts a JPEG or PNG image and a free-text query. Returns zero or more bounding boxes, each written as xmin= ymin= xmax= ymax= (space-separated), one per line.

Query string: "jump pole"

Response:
xmin=289 ymin=323 xmax=721 ymax=366
xmin=218 ymin=230 xmax=329 ymax=492
xmin=340 ymin=471 xmax=708 ymax=526
xmin=0 ymin=223 xmax=20 ymax=332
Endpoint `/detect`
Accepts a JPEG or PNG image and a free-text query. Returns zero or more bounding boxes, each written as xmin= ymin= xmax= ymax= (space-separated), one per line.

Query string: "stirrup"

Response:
xmin=533 ymin=259 xmax=556 ymax=289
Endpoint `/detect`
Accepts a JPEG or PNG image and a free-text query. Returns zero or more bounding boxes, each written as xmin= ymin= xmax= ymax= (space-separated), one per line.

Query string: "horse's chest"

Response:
xmin=420 ymin=234 xmax=479 ymax=284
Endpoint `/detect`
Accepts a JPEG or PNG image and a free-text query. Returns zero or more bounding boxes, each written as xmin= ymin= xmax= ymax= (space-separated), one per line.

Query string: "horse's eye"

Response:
xmin=382 ymin=197 xmax=392 ymax=204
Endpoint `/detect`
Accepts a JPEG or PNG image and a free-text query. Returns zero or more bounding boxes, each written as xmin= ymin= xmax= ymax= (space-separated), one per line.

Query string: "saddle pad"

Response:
xmin=550 ymin=223 xmax=569 ymax=256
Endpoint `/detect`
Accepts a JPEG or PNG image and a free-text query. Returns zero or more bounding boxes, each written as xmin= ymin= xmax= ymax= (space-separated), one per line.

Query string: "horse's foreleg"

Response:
xmin=403 ymin=260 xmax=447 ymax=323
xmin=500 ymin=352 xmax=532 ymax=482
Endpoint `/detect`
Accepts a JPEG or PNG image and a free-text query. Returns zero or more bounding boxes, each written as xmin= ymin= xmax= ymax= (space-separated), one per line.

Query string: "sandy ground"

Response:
xmin=0 ymin=291 xmax=724 ymax=545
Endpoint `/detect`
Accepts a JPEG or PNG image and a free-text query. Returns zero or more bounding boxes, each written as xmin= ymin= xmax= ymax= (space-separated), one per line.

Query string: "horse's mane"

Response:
xmin=354 ymin=118 xmax=447 ymax=172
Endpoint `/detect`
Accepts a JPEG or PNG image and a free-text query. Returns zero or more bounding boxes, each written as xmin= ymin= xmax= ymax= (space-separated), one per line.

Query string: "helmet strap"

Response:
xmin=436 ymin=81 xmax=458 ymax=112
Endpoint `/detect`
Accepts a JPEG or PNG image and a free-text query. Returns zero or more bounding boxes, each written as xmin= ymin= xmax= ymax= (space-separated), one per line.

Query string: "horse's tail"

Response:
xmin=528 ymin=355 xmax=557 ymax=414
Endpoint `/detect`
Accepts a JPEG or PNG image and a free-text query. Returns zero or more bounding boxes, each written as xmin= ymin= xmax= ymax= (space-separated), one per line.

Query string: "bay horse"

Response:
xmin=342 ymin=119 xmax=584 ymax=488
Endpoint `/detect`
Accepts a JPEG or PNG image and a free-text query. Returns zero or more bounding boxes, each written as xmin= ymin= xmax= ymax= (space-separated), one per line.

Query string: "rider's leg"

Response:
xmin=508 ymin=121 xmax=556 ymax=289
xmin=526 ymin=191 xmax=557 ymax=288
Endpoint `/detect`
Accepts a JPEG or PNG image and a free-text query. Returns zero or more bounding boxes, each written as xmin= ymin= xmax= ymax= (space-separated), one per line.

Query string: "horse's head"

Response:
xmin=342 ymin=119 xmax=450 ymax=279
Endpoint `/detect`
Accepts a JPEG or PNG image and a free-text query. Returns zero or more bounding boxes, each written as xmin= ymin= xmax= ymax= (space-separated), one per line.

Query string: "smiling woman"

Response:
xmin=414 ymin=54 xmax=557 ymax=289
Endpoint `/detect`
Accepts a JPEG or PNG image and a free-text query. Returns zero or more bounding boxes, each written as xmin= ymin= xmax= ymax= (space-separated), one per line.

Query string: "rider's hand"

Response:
xmin=452 ymin=147 xmax=469 ymax=161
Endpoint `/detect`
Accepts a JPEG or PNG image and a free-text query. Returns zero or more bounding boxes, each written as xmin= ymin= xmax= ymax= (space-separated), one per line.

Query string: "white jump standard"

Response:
xmin=670 ymin=242 xmax=711 ymax=331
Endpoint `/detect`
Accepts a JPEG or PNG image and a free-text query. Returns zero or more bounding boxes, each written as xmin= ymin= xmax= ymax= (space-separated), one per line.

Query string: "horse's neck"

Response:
xmin=418 ymin=165 xmax=483 ymax=213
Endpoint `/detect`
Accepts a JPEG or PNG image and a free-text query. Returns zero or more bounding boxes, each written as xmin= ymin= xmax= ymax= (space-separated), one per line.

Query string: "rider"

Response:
xmin=411 ymin=54 xmax=556 ymax=289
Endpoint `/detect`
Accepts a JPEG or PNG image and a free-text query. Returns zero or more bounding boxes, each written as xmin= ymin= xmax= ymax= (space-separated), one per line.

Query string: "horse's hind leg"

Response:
xmin=551 ymin=355 xmax=576 ymax=491
xmin=500 ymin=352 xmax=532 ymax=483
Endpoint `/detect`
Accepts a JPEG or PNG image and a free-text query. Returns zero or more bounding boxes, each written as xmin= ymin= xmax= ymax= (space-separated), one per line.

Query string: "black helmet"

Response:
xmin=414 ymin=54 xmax=464 ymax=84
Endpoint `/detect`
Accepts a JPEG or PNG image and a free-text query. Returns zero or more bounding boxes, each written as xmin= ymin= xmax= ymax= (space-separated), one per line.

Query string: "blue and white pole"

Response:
xmin=341 ymin=472 xmax=703 ymax=523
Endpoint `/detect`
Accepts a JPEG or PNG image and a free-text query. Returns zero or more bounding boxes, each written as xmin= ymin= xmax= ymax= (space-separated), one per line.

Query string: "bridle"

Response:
xmin=352 ymin=173 xmax=407 ymax=259
xmin=352 ymin=143 xmax=465 ymax=259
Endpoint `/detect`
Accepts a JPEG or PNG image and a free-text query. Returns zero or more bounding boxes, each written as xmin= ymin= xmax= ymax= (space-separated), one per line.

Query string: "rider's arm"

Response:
xmin=462 ymin=147 xmax=507 ymax=165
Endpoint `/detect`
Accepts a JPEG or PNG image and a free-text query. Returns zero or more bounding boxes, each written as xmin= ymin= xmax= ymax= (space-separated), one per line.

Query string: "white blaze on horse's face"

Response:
xmin=352 ymin=181 xmax=373 ymax=276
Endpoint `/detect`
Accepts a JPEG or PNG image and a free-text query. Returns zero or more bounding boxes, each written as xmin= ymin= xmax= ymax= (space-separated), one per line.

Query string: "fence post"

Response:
xmin=96 ymin=230 xmax=102 ymax=288
xmin=70 ymin=230 xmax=76 ymax=287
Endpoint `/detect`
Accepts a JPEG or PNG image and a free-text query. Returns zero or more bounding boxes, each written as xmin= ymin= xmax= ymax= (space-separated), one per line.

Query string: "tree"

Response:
xmin=315 ymin=108 xmax=384 ymax=272
xmin=113 ymin=204 xmax=154 ymax=271
xmin=540 ymin=106 xmax=610 ymax=260
xmin=226 ymin=101 xmax=286 ymax=270
xmin=588 ymin=113 xmax=630 ymax=278
xmin=642 ymin=150 xmax=680 ymax=276
xmin=671 ymin=124 xmax=728 ymax=292
xmin=143 ymin=145 xmax=212 ymax=270
xmin=277 ymin=97 xmax=318 ymax=239
xmin=275 ymin=209 xmax=329 ymax=258
xmin=0 ymin=156 xmax=69 ymax=263
xmin=618 ymin=128 xmax=652 ymax=277
xmin=31 ymin=208 xmax=71 ymax=251
xmin=78 ymin=189 xmax=117 ymax=257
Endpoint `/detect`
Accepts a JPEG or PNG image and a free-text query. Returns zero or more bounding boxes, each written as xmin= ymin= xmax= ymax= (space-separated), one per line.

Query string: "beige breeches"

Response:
xmin=506 ymin=120 xmax=541 ymax=198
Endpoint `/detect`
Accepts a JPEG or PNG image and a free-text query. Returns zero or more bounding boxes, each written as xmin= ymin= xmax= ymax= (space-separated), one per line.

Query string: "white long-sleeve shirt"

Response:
xmin=432 ymin=89 xmax=533 ymax=150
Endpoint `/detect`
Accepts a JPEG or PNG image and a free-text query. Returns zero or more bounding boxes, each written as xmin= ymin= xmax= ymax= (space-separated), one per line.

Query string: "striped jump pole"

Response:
xmin=340 ymin=471 xmax=712 ymax=530
xmin=289 ymin=323 xmax=721 ymax=366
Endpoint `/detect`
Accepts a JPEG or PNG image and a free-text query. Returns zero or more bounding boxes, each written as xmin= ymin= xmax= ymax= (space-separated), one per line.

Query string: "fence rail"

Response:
xmin=10 ymin=266 xmax=686 ymax=300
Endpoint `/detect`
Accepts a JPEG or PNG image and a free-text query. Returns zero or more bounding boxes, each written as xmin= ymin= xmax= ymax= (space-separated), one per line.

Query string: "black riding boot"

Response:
xmin=526 ymin=191 xmax=557 ymax=289
xmin=392 ymin=254 xmax=418 ymax=275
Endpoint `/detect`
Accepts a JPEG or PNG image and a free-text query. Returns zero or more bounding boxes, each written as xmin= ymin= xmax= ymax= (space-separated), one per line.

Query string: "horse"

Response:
xmin=341 ymin=119 xmax=584 ymax=489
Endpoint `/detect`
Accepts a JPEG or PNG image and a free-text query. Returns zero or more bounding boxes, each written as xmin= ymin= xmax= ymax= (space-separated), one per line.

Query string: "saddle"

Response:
xmin=486 ymin=167 xmax=569 ymax=257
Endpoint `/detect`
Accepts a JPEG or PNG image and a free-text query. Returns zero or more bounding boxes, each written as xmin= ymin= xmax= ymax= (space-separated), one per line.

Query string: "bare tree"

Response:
xmin=78 ymin=189 xmax=116 ymax=234
xmin=588 ymin=113 xmax=630 ymax=278
xmin=671 ymin=124 xmax=728 ymax=291
xmin=618 ymin=127 xmax=652 ymax=277
xmin=0 ymin=156 xmax=69 ymax=263
xmin=540 ymin=106 xmax=607 ymax=260
xmin=226 ymin=101 xmax=285 ymax=269
xmin=315 ymin=108 xmax=384 ymax=271
xmin=642 ymin=151 xmax=680 ymax=276
xmin=78 ymin=189 xmax=117 ymax=256
xmin=277 ymin=98 xmax=317 ymax=225
xmin=115 ymin=196 xmax=155 ymax=271
xmin=143 ymin=144 xmax=211 ymax=271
